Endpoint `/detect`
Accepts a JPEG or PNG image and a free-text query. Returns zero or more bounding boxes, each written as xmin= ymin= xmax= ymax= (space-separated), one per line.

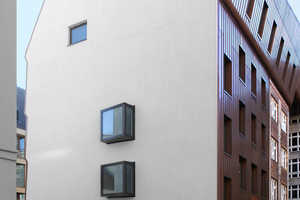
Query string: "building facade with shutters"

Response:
xmin=26 ymin=0 xmax=299 ymax=199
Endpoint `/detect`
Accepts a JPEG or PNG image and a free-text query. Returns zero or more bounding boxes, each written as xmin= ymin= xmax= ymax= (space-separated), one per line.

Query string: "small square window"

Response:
xmin=101 ymin=161 xmax=135 ymax=198
xmin=70 ymin=22 xmax=87 ymax=45
xmin=101 ymin=103 xmax=135 ymax=144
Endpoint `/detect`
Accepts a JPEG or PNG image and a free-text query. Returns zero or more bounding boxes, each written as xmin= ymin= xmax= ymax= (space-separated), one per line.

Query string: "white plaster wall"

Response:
xmin=26 ymin=0 xmax=218 ymax=199
xmin=0 ymin=0 xmax=17 ymax=199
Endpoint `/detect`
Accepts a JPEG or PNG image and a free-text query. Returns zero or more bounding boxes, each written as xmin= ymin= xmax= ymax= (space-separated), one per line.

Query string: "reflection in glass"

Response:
xmin=126 ymin=107 xmax=133 ymax=136
xmin=126 ymin=165 xmax=133 ymax=193
xmin=103 ymin=164 xmax=123 ymax=194
xmin=16 ymin=164 xmax=25 ymax=188
xmin=71 ymin=23 xmax=87 ymax=44
xmin=103 ymin=107 xmax=123 ymax=139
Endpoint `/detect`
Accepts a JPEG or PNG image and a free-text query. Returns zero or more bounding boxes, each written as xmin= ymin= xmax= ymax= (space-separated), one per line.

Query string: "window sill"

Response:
xmin=257 ymin=34 xmax=262 ymax=41
xmin=261 ymin=104 xmax=266 ymax=111
xmin=239 ymin=78 xmax=246 ymax=86
xmin=239 ymin=133 xmax=246 ymax=139
xmin=67 ymin=38 xmax=87 ymax=46
xmin=251 ymin=142 xmax=257 ymax=148
xmin=251 ymin=92 xmax=257 ymax=101
xmin=224 ymin=152 xmax=232 ymax=158
xmin=239 ymin=188 xmax=247 ymax=193
xmin=224 ymin=90 xmax=232 ymax=99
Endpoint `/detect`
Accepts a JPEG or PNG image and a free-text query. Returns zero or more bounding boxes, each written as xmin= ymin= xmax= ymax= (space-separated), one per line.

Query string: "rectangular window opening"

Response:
xmin=224 ymin=54 xmax=232 ymax=96
xmin=224 ymin=177 xmax=232 ymax=200
xmin=282 ymin=52 xmax=291 ymax=80
xmin=261 ymin=170 xmax=267 ymax=197
xmin=70 ymin=22 xmax=87 ymax=45
xmin=275 ymin=37 xmax=284 ymax=68
xmin=246 ymin=0 xmax=256 ymax=19
xmin=271 ymin=97 xmax=278 ymax=122
xmin=224 ymin=115 xmax=232 ymax=155
xmin=251 ymin=114 xmax=257 ymax=145
xmin=239 ymin=101 xmax=246 ymax=136
xmin=258 ymin=1 xmax=269 ymax=37
xmin=271 ymin=138 xmax=278 ymax=162
xmin=261 ymin=124 xmax=266 ymax=152
xmin=251 ymin=64 xmax=257 ymax=96
xmin=239 ymin=46 xmax=246 ymax=82
xmin=289 ymin=64 xmax=296 ymax=90
xmin=239 ymin=156 xmax=247 ymax=190
xmin=271 ymin=179 xmax=277 ymax=200
xmin=268 ymin=21 xmax=277 ymax=54
xmin=252 ymin=164 xmax=258 ymax=194
xmin=261 ymin=78 xmax=266 ymax=107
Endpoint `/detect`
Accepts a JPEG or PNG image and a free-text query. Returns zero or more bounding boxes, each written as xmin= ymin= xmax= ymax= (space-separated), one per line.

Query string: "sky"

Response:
xmin=16 ymin=0 xmax=300 ymax=89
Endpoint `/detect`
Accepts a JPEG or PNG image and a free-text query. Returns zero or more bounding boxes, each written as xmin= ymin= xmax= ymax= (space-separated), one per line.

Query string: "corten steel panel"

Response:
xmin=251 ymin=144 xmax=258 ymax=164
xmin=220 ymin=0 xmax=300 ymax=105
xmin=271 ymin=160 xmax=279 ymax=180
xmin=281 ymin=132 xmax=288 ymax=149
xmin=261 ymin=152 xmax=268 ymax=170
xmin=218 ymin=2 xmax=270 ymax=200
xmin=271 ymin=119 xmax=279 ymax=140
xmin=281 ymin=169 xmax=287 ymax=184
xmin=223 ymin=154 xmax=233 ymax=178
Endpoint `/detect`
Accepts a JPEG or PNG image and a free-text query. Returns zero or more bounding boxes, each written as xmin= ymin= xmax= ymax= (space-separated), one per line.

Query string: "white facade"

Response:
xmin=26 ymin=0 xmax=217 ymax=199
xmin=0 ymin=1 xmax=17 ymax=199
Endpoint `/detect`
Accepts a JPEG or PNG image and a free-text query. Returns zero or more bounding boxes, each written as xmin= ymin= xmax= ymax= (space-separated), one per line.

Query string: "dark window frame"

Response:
xmin=246 ymin=0 xmax=256 ymax=19
xmin=100 ymin=102 xmax=135 ymax=144
xmin=258 ymin=1 xmax=268 ymax=38
xmin=239 ymin=46 xmax=246 ymax=83
xmin=267 ymin=21 xmax=277 ymax=54
xmin=69 ymin=21 xmax=87 ymax=45
xmin=101 ymin=161 xmax=135 ymax=198
xmin=224 ymin=54 xmax=232 ymax=96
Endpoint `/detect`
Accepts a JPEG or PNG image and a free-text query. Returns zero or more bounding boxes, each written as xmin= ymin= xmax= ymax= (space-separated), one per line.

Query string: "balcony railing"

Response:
xmin=17 ymin=179 xmax=25 ymax=188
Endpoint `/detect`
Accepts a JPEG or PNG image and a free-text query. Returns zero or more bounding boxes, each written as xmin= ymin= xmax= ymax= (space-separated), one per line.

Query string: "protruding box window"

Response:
xmin=246 ymin=0 xmax=255 ymax=19
xmin=258 ymin=1 xmax=268 ymax=37
xmin=101 ymin=103 xmax=135 ymax=144
xmin=70 ymin=21 xmax=87 ymax=45
xmin=267 ymin=21 xmax=277 ymax=54
xmin=239 ymin=46 xmax=246 ymax=83
xmin=224 ymin=54 xmax=232 ymax=96
xmin=101 ymin=161 xmax=135 ymax=198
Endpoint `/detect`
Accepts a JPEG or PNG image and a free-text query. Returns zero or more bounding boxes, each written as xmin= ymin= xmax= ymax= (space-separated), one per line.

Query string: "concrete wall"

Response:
xmin=26 ymin=0 xmax=218 ymax=199
xmin=0 ymin=0 xmax=17 ymax=199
